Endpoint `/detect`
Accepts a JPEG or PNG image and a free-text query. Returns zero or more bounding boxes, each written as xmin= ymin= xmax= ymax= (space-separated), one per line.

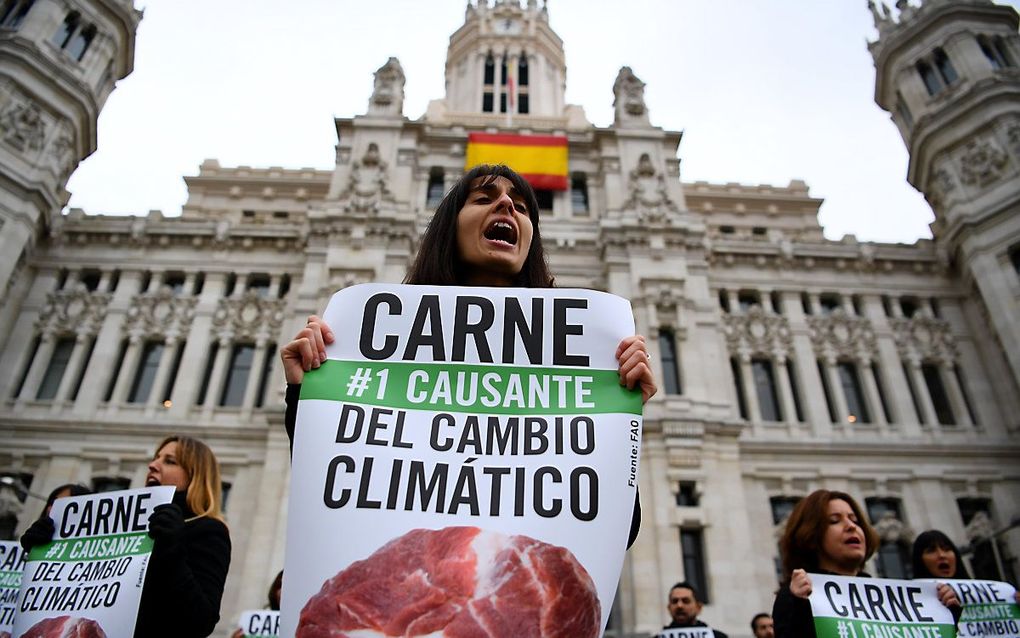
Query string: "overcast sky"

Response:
xmin=65 ymin=0 xmax=1020 ymax=243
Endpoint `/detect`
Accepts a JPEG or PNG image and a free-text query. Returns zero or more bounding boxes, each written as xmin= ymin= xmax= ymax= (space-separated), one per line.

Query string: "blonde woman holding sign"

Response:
xmin=772 ymin=489 xmax=961 ymax=637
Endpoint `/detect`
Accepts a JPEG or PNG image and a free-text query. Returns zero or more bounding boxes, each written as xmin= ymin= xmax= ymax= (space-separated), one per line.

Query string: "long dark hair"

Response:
xmin=405 ymin=164 xmax=554 ymax=287
xmin=779 ymin=489 xmax=880 ymax=581
xmin=911 ymin=529 xmax=969 ymax=579
xmin=40 ymin=483 xmax=91 ymax=518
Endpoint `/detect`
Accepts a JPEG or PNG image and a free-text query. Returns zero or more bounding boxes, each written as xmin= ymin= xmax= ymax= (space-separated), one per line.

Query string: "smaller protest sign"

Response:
xmin=238 ymin=610 xmax=280 ymax=637
xmin=12 ymin=486 xmax=174 ymax=638
xmin=658 ymin=627 xmax=715 ymax=638
xmin=924 ymin=579 xmax=1019 ymax=638
xmin=0 ymin=542 xmax=26 ymax=636
xmin=809 ymin=573 xmax=957 ymax=638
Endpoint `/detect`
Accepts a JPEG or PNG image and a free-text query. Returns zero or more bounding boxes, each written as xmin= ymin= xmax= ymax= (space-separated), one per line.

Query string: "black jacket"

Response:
xmin=284 ymin=383 xmax=642 ymax=548
xmin=662 ymin=619 xmax=729 ymax=638
xmin=134 ymin=490 xmax=231 ymax=638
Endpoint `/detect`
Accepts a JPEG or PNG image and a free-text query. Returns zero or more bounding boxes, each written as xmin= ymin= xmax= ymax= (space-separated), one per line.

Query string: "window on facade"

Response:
xmin=838 ymin=362 xmax=870 ymax=424
xmin=161 ymin=342 xmax=186 ymax=406
xmin=517 ymin=56 xmax=529 ymax=114
xmin=954 ymin=364 xmax=978 ymax=425
xmin=866 ymin=497 xmax=910 ymax=579
xmin=51 ymin=11 xmax=94 ymax=60
xmin=921 ymin=363 xmax=954 ymax=425
xmin=273 ymin=211 xmax=289 ymax=220
xmin=818 ymin=360 xmax=837 ymax=422
xmin=786 ymin=360 xmax=804 ymax=422
xmin=80 ymin=270 xmax=101 ymax=292
xmin=770 ymin=496 xmax=801 ymax=526
xmin=69 ymin=338 xmax=95 ymax=402
xmin=801 ymin=292 xmax=813 ymax=315
xmin=676 ymin=481 xmax=699 ymax=507
xmin=752 ymin=226 xmax=767 ymax=237
xmin=221 ymin=481 xmax=232 ymax=512
xmin=752 ymin=358 xmax=782 ymax=422
xmin=570 ymin=173 xmax=588 ymax=215
xmin=719 ymin=225 xmax=735 ymax=235
xmin=1009 ymin=244 xmax=1020 ymax=276
xmin=220 ymin=344 xmax=255 ymax=407
xmin=819 ymin=293 xmax=842 ymax=315
xmin=37 ymin=337 xmax=75 ymax=400
xmin=956 ymin=498 xmax=1016 ymax=583
xmin=483 ymin=54 xmax=495 ymax=85
xmin=426 ymin=167 xmax=445 ymax=209
xmin=978 ymin=35 xmax=1003 ymax=70
xmin=895 ymin=91 xmax=913 ymax=128
xmin=247 ymin=273 xmax=271 ymax=298
xmin=66 ymin=23 xmax=95 ymax=60
xmin=255 ymin=342 xmax=276 ymax=408
xmin=1 ymin=0 xmax=35 ymax=29
xmin=659 ymin=329 xmax=681 ymax=395
xmin=518 ymin=55 xmax=529 ymax=86
xmin=899 ymin=297 xmax=919 ymax=318
xmin=534 ymin=189 xmax=553 ymax=212
xmin=872 ymin=363 xmax=893 ymax=423
xmin=197 ymin=342 xmax=219 ymax=405
xmin=518 ymin=94 xmax=529 ymax=114
xmin=482 ymin=92 xmax=494 ymax=113
xmin=917 ymin=61 xmax=942 ymax=96
xmin=51 ymin=11 xmax=78 ymax=48
xmin=500 ymin=56 xmax=507 ymax=86
xmin=718 ymin=290 xmax=731 ymax=314
xmin=92 ymin=477 xmax=130 ymax=493
xmin=164 ymin=272 xmax=186 ymax=295
xmin=902 ymin=362 xmax=924 ymax=424
xmin=992 ymin=37 xmax=1014 ymax=68
xmin=499 ymin=92 xmax=507 ymax=113
xmin=56 ymin=268 xmax=70 ymax=291
xmin=242 ymin=210 xmax=256 ymax=219
xmin=731 ymin=357 xmax=748 ymax=420
xmin=737 ymin=290 xmax=761 ymax=312
xmin=128 ymin=341 xmax=164 ymax=404
xmin=770 ymin=291 xmax=783 ymax=315
xmin=105 ymin=339 xmax=128 ymax=402
xmin=680 ymin=529 xmax=709 ymax=604
xmin=933 ymin=48 xmax=958 ymax=85
xmin=277 ymin=274 xmax=290 ymax=299
xmin=851 ymin=295 xmax=864 ymax=317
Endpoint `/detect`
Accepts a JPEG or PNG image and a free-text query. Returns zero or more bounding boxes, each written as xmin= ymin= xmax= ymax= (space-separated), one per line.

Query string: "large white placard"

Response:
xmin=809 ymin=573 xmax=957 ymax=637
xmin=238 ymin=610 xmax=280 ymax=637
xmin=922 ymin=579 xmax=1019 ymax=638
xmin=0 ymin=541 xmax=25 ymax=636
xmin=283 ymin=284 xmax=644 ymax=638
xmin=12 ymin=486 xmax=174 ymax=638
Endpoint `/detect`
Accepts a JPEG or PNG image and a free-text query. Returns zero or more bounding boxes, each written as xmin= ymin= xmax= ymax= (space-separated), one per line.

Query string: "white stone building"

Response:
xmin=1 ymin=1 xmax=1019 ymax=636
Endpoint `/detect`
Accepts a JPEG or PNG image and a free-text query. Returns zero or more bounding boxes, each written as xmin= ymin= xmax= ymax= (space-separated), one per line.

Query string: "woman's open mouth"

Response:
xmin=145 ymin=476 xmax=160 ymax=487
xmin=483 ymin=219 xmax=518 ymax=247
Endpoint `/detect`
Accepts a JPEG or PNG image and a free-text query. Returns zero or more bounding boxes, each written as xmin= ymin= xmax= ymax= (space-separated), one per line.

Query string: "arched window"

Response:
xmin=51 ymin=10 xmax=78 ymax=48
xmin=67 ymin=23 xmax=95 ymax=61
xmin=482 ymin=54 xmax=495 ymax=113
xmin=517 ymin=55 xmax=529 ymax=114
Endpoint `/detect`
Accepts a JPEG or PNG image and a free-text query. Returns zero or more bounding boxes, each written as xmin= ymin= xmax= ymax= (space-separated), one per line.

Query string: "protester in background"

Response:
xmin=912 ymin=529 xmax=1020 ymax=605
xmin=19 ymin=483 xmax=92 ymax=552
xmin=280 ymin=164 xmax=656 ymax=548
xmin=662 ymin=581 xmax=729 ymax=638
xmin=135 ymin=435 xmax=231 ymax=638
xmin=772 ymin=489 xmax=960 ymax=637
xmin=231 ymin=570 xmax=284 ymax=638
xmin=750 ymin=613 xmax=774 ymax=638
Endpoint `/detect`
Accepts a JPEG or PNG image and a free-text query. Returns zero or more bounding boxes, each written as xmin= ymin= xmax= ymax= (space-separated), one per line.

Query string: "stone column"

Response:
xmin=774 ymin=354 xmax=798 ymax=424
xmin=109 ymin=334 xmax=144 ymax=405
xmin=859 ymin=359 xmax=888 ymax=428
xmin=201 ymin=337 xmax=232 ymax=417
xmin=823 ymin=356 xmax=849 ymax=424
xmin=939 ymin=361 xmax=973 ymax=427
xmin=784 ymin=291 xmax=831 ymax=434
xmin=145 ymin=336 xmax=181 ymax=413
xmin=16 ymin=334 xmax=57 ymax=402
xmin=241 ymin=338 xmax=270 ymax=416
xmin=906 ymin=358 xmax=939 ymax=428
xmin=738 ymin=353 xmax=761 ymax=424
xmin=169 ymin=274 xmax=227 ymax=416
xmin=52 ymin=333 xmax=93 ymax=406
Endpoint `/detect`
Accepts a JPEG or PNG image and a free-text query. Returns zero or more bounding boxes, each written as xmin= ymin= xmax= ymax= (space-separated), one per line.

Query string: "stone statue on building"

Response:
xmin=623 ymin=153 xmax=677 ymax=221
xmin=368 ymin=57 xmax=405 ymax=117
xmin=339 ymin=143 xmax=394 ymax=213
xmin=0 ymin=100 xmax=46 ymax=152
xmin=613 ymin=66 xmax=651 ymax=127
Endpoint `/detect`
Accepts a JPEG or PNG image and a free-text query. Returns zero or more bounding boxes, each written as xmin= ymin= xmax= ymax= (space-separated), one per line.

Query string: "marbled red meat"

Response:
xmin=19 ymin=616 xmax=107 ymax=638
xmin=297 ymin=527 xmax=600 ymax=638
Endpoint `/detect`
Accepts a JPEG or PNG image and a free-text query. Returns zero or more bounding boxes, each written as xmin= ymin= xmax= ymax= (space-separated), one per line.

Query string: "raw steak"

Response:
xmin=297 ymin=526 xmax=601 ymax=638
xmin=19 ymin=616 xmax=107 ymax=638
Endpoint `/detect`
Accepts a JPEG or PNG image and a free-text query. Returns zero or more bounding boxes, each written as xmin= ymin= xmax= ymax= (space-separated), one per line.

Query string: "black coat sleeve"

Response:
xmin=772 ymin=584 xmax=816 ymax=638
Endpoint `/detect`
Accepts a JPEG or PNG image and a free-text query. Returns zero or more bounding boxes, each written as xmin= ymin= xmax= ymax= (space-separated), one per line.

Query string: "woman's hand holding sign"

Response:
xmin=281 ymin=315 xmax=335 ymax=384
xmin=616 ymin=335 xmax=656 ymax=404
xmin=790 ymin=569 xmax=813 ymax=599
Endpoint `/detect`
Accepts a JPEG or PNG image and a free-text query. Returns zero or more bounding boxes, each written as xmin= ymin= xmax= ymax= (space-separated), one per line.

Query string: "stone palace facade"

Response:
xmin=1 ymin=1 xmax=1019 ymax=635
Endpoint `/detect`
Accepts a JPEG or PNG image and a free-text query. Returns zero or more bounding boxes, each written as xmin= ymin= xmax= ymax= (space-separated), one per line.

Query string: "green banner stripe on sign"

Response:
xmin=814 ymin=617 xmax=956 ymax=638
xmin=961 ymin=603 xmax=1020 ymax=620
xmin=27 ymin=532 xmax=153 ymax=562
xmin=301 ymin=359 xmax=644 ymax=415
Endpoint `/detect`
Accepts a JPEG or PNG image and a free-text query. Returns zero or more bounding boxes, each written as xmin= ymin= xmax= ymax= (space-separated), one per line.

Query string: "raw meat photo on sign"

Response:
xmin=282 ymin=284 xmax=645 ymax=637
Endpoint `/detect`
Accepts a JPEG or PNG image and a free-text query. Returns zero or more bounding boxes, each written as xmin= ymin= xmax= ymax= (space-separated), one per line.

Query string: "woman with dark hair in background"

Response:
xmin=771 ymin=489 xmax=960 ymax=637
xmin=912 ymin=529 xmax=1020 ymax=605
xmin=281 ymin=163 xmax=656 ymax=549
xmin=19 ymin=483 xmax=92 ymax=551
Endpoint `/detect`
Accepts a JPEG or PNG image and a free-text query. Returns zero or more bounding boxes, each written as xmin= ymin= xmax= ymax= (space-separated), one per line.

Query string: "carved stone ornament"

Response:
xmin=338 ymin=143 xmax=395 ymax=214
xmin=368 ymin=57 xmax=405 ymax=117
xmin=723 ymin=305 xmax=793 ymax=359
xmin=873 ymin=513 xmax=913 ymax=543
xmin=1006 ymin=120 xmax=1020 ymax=159
xmin=612 ymin=66 xmax=651 ymax=126
xmin=212 ymin=289 xmax=285 ymax=343
xmin=890 ymin=315 xmax=957 ymax=364
xmin=622 ymin=153 xmax=678 ymax=222
xmin=928 ymin=166 xmax=957 ymax=208
xmin=807 ymin=311 xmax=878 ymax=362
xmin=126 ymin=287 xmax=198 ymax=340
xmin=35 ymin=286 xmax=111 ymax=338
xmin=964 ymin=511 xmax=994 ymax=543
xmin=958 ymin=138 xmax=1009 ymax=187
xmin=0 ymin=100 xmax=47 ymax=152
xmin=0 ymin=483 xmax=24 ymax=519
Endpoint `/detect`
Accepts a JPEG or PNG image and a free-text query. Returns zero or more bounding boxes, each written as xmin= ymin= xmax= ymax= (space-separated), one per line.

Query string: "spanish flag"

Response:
xmin=465 ymin=132 xmax=569 ymax=190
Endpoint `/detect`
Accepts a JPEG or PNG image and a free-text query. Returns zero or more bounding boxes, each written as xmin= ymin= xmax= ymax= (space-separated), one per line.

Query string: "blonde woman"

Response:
xmin=135 ymin=435 xmax=231 ymax=638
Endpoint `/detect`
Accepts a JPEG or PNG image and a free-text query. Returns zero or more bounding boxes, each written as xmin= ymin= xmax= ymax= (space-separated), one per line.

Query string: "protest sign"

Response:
xmin=809 ymin=574 xmax=957 ymax=637
xmin=12 ymin=486 xmax=173 ymax=638
xmin=238 ymin=610 xmax=280 ymax=637
xmin=283 ymin=284 xmax=643 ymax=638
xmin=1 ymin=542 xmax=26 ymax=636
xmin=924 ymin=579 xmax=1019 ymax=638
xmin=658 ymin=627 xmax=716 ymax=638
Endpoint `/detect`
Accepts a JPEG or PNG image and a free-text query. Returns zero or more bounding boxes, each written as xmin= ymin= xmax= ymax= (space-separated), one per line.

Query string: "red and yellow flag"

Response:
xmin=465 ymin=132 xmax=569 ymax=190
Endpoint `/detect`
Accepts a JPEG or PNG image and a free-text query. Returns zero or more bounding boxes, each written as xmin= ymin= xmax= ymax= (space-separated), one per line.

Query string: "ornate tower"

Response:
xmin=869 ymin=0 xmax=1020 ymax=386
xmin=0 ymin=0 xmax=141 ymax=311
